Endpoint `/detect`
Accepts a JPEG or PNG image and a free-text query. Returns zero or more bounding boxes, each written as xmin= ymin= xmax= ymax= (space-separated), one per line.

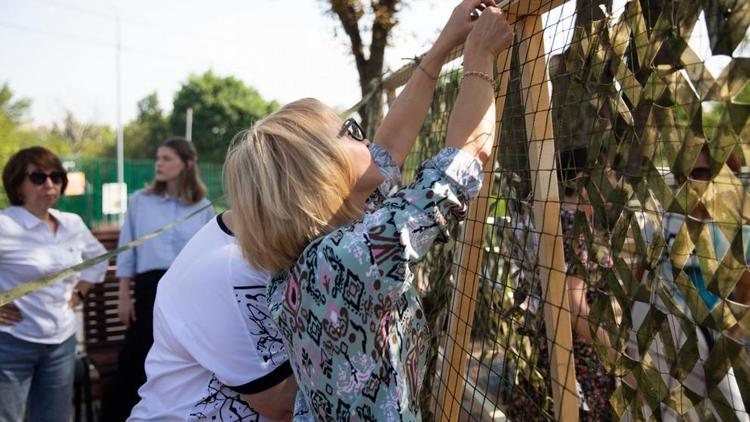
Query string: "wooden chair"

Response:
xmin=82 ymin=230 xmax=129 ymax=409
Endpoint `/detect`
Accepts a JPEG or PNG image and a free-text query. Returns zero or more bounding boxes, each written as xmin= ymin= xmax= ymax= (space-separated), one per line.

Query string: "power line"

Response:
xmin=0 ymin=20 xmax=113 ymax=49
xmin=0 ymin=20 xmax=217 ymax=67
xmin=28 ymin=0 xmax=161 ymax=30
xmin=26 ymin=0 xmax=254 ymax=49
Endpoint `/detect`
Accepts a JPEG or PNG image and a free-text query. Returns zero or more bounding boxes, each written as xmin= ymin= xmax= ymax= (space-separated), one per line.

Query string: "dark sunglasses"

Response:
xmin=27 ymin=171 xmax=66 ymax=185
xmin=341 ymin=118 xmax=365 ymax=142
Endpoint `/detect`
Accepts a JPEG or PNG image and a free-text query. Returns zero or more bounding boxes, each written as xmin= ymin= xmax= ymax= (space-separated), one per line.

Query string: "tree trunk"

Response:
xmin=329 ymin=0 xmax=398 ymax=137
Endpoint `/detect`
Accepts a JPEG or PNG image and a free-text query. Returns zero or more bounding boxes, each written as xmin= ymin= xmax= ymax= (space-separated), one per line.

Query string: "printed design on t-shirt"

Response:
xmin=234 ymin=285 xmax=285 ymax=366
xmin=188 ymin=375 xmax=259 ymax=421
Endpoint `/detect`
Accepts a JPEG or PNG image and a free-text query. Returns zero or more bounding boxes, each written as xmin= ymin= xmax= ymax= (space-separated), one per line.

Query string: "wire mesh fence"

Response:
xmin=387 ymin=0 xmax=750 ymax=420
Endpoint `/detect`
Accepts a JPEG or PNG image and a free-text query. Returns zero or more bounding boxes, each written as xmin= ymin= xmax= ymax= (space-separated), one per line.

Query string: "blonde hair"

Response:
xmin=224 ymin=98 xmax=362 ymax=273
xmin=146 ymin=137 xmax=207 ymax=204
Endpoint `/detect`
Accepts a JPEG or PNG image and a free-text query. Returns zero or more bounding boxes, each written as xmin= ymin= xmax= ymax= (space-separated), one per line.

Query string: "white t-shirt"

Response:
xmin=129 ymin=214 xmax=290 ymax=421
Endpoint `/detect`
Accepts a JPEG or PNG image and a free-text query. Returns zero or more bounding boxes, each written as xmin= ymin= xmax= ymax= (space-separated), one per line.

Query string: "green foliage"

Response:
xmin=49 ymin=112 xmax=115 ymax=158
xmin=170 ymin=71 xmax=279 ymax=163
xmin=0 ymin=84 xmax=71 ymax=166
xmin=121 ymin=93 xmax=170 ymax=159
xmin=0 ymin=83 xmax=73 ymax=208
xmin=1 ymin=71 xmax=277 ymax=168
xmin=0 ymin=83 xmax=31 ymax=124
xmin=0 ymin=84 xmax=114 ymax=169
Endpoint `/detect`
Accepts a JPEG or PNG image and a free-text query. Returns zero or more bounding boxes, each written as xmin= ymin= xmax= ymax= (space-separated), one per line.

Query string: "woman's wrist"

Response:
xmin=462 ymin=41 xmax=496 ymax=69
xmin=420 ymin=47 xmax=449 ymax=80
xmin=118 ymin=278 xmax=132 ymax=296
xmin=429 ymin=34 xmax=454 ymax=62
xmin=462 ymin=52 xmax=495 ymax=72
xmin=462 ymin=71 xmax=495 ymax=90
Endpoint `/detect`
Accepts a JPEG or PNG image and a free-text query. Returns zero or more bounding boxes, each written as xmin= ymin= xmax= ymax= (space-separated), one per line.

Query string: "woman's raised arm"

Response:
xmin=445 ymin=6 xmax=512 ymax=164
xmin=373 ymin=0 xmax=490 ymax=166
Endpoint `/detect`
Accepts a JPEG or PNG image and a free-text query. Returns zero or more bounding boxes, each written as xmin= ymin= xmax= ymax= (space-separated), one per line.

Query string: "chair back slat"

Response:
xmin=84 ymin=230 xmax=129 ymax=356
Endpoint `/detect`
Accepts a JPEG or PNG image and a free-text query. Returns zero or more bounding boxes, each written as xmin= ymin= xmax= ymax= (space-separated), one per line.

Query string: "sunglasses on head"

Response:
xmin=27 ymin=171 xmax=66 ymax=185
xmin=341 ymin=118 xmax=365 ymax=142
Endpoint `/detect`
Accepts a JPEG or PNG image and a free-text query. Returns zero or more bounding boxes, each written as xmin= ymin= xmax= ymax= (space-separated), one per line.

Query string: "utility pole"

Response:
xmin=185 ymin=107 xmax=193 ymax=142
xmin=114 ymin=4 xmax=125 ymax=224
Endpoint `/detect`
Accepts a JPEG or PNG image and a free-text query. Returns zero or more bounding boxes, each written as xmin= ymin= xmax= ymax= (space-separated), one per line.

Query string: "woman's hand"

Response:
xmin=117 ymin=278 xmax=136 ymax=326
xmin=434 ymin=0 xmax=496 ymax=54
xmin=443 ymin=2 xmax=512 ymax=164
xmin=118 ymin=294 xmax=135 ymax=326
xmin=463 ymin=4 xmax=513 ymax=64
xmin=68 ymin=281 xmax=93 ymax=309
xmin=68 ymin=294 xmax=81 ymax=309
xmin=0 ymin=303 xmax=23 ymax=326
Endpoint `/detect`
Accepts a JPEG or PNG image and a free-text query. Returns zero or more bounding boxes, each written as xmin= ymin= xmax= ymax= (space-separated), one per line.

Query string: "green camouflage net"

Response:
xmin=392 ymin=0 xmax=750 ymax=420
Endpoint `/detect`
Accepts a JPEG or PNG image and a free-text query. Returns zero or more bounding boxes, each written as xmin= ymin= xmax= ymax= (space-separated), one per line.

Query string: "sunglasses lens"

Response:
xmin=28 ymin=172 xmax=47 ymax=185
xmin=353 ymin=126 xmax=364 ymax=141
xmin=346 ymin=119 xmax=364 ymax=141
xmin=50 ymin=171 xmax=65 ymax=184
xmin=27 ymin=171 xmax=65 ymax=185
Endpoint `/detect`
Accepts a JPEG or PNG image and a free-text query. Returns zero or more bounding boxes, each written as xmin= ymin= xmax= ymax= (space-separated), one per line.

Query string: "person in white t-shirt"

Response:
xmin=0 ymin=146 xmax=107 ymax=421
xmin=104 ymin=137 xmax=215 ymax=421
xmin=128 ymin=210 xmax=297 ymax=421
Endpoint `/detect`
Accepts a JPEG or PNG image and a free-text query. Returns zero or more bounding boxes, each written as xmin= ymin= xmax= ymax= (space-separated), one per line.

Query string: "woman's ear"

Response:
xmin=186 ymin=160 xmax=195 ymax=170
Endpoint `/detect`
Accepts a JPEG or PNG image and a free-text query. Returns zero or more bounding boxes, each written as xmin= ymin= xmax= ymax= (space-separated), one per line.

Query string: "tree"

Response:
xmin=50 ymin=111 xmax=115 ymax=158
xmin=122 ymin=93 xmax=169 ymax=159
xmin=0 ymin=83 xmax=72 ymax=207
xmin=323 ymin=0 xmax=401 ymax=137
xmin=0 ymin=83 xmax=30 ymax=176
xmin=170 ymin=71 xmax=279 ymax=163
xmin=0 ymin=83 xmax=39 ymax=171
xmin=0 ymin=82 xmax=31 ymax=124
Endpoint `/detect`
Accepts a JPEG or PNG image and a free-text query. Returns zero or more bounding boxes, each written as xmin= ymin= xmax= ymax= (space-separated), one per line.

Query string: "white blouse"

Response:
xmin=0 ymin=206 xmax=107 ymax=344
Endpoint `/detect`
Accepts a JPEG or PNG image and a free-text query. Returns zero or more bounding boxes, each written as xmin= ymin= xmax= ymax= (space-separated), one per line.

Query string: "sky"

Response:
xmin=0 ymin=0 xmax=460 ymax=127
xmin=1 ymin=0 xmax=742 ymax=129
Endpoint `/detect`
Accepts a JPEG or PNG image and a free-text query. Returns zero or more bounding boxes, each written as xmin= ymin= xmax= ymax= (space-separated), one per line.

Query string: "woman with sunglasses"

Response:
xmin=0 ymin=146 xmax=108 ymax=421
xmin=102 ymin=137 xmax=215 ymax=421
xmin=222 ymin=2 xmax=512 ymax=419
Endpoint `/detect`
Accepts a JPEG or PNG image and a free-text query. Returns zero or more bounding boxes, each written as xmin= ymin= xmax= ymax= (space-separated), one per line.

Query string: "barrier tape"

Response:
xmin=0 ymin=200 xmax=218 ymax=307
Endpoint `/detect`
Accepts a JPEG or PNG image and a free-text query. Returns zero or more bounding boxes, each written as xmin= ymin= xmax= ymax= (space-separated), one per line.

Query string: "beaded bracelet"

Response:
xmin=462 ymin=70 xmax=495 ymax=89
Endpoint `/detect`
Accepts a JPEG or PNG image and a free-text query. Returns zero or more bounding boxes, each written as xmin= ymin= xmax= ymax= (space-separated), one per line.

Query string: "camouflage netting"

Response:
xmin=390 ymin=0 xmax=750 ymax=420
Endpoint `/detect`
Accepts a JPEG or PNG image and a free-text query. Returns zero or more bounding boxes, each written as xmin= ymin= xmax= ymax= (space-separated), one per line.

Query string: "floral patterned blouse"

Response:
xmin=267 ymin=144 xmax=482 ymax=421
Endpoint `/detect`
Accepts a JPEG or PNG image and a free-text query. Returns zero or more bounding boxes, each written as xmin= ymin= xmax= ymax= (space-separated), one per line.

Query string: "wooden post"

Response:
xmin=517 ymin=14 xmax=578 ymax=422
xmin=439 ymin=48 xmax=513 ymax=422
xmin=386 ymin=88 xmax=397 ymax=108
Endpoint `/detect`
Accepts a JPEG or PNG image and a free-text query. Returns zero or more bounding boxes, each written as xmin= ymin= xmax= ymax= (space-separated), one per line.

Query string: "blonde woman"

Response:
xmin=103 ymin=137 xmax=214 ymax=421
xmin=224 ymin=3 xmax=512 ymax=419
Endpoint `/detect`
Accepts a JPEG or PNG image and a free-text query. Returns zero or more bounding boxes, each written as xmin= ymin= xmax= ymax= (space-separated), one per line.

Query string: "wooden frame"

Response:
xmin=438 ymin=13 xmax=577 ymax=421
xmin=375 ymin=1 xmax=578 ymax=420
xmin=516 ymin=13 xmax=578 ymax=421
xmin=438 ymin=48 xmax=512 ymax=422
